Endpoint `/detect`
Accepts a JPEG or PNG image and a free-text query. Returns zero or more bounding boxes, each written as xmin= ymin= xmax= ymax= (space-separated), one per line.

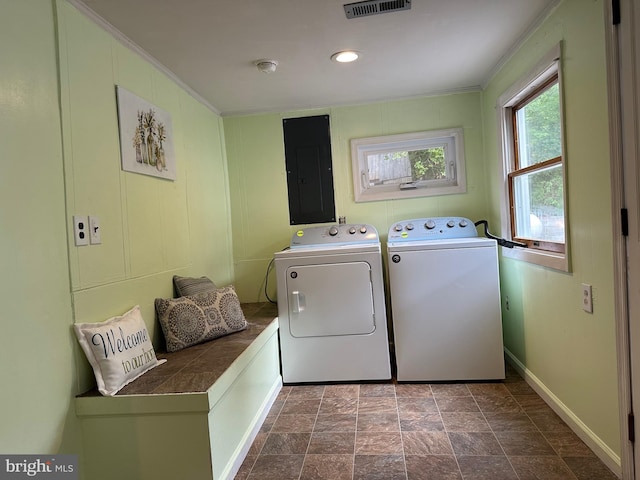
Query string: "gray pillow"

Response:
xmin=155 ymin=286 xmax=247 ymax=352
xmin=173 ymin=275 xmax=217 ymax=297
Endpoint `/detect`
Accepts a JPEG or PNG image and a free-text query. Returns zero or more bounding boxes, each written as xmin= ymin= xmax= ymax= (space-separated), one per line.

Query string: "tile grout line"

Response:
xmin=510 ymin=388 xmax=580 ymax=480
xmin=472 ymin=387 xmax=523 ymax=480
xmin=353 ymin=386 xmax=359 ymax=480
xmin=296 ymin=385 xmax=324 ymax=480
xmin=395 ymin=385 xmax=409 ymax=480
xmin=435 ymin=386 xmax=467 ymax=480
xmin=245 ymin=386 xmax=288 ymax=480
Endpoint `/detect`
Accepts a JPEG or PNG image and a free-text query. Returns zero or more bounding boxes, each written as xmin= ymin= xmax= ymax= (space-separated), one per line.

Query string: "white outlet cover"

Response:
xmin=73 ymin=215 xmax=89 ymax=246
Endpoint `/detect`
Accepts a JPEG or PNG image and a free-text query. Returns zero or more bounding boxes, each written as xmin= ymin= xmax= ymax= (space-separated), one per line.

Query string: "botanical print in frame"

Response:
xmin=116 ymin=86 xmax=176 ymax=180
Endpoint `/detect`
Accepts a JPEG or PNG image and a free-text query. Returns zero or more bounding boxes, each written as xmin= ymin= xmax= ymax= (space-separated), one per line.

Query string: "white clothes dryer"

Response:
xmin=274 ymin=224 xmax=391 ymax=383
xmin=387 ymin=217 xmax=505 ymax=382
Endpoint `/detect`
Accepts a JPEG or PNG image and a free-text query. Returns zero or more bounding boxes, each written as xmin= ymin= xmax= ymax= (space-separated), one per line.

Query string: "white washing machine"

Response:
xmin=274 ymin=224 xmax=391 ymax=383
xmin=387 ymin=217 xmax=505 ymax=382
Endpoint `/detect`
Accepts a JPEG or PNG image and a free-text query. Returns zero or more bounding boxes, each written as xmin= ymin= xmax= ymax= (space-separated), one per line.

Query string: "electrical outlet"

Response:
xmin=89 ymin=216 xmax=101 ymax=245
xmin=582 ymin=283 xmax=593 ymax=313
xmin=73 ymin=215 xmax=89 ymax=246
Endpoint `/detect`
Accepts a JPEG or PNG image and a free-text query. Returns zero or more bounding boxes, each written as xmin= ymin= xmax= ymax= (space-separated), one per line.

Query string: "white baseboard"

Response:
xmin=504 ymin=348 xmax=621 ymax=478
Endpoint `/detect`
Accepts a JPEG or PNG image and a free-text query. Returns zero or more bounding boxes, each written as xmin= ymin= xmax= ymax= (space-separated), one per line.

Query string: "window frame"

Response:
xmin=351 ymin=128 xmax=466 ymax=203
xmin=497 ymin=43 xmax=570 ymax=271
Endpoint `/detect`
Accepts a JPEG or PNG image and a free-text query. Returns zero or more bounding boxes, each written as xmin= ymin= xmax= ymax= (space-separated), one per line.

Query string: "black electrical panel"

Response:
xmin=283 ymin=115 xmax=336 ymax=225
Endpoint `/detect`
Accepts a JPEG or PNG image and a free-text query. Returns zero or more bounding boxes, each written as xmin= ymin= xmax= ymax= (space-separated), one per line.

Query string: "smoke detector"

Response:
xmin=255 ymin=59 xmax=278 ymax=74
xmin=344 ymin=0 xmax=411 ymax=19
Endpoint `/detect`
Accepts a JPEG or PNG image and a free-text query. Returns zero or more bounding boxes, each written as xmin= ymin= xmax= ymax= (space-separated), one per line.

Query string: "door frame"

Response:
xmin=606 ymin=0 xmax=636 ymax=478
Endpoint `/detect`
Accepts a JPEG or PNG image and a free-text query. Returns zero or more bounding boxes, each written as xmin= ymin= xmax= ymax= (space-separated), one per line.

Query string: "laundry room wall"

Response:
xmin=56 ymin=0 xmax=235 ymax=402
xmin=224 ymin=91 xmax=488 ymax=301
xmin=482 ymin=0 xmax=620 ymax=467
xmin=0 ymin=0 xmax=76 ymax=456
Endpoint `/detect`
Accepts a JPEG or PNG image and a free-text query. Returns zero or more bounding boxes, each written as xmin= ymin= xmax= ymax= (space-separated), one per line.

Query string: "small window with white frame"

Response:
xmin=351 ymin=128 xmax=466 ymax=202
xmin=497 ymin=44 xmax=569 ymax=271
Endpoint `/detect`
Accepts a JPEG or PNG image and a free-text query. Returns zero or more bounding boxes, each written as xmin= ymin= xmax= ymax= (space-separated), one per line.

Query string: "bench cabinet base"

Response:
xmin=75 ymin=319 xmax=281 ymax=480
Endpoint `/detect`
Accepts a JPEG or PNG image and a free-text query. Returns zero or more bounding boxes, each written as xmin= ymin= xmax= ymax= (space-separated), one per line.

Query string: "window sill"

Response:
xmin=501 ymin=245 xmax=570 ymax=272
xmin=354 ymin=183 xmax=465 ymax=203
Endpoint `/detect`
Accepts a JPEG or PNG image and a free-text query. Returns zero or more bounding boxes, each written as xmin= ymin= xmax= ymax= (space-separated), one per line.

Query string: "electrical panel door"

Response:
xmin=283 ymin=115 xmax=336 ymax=225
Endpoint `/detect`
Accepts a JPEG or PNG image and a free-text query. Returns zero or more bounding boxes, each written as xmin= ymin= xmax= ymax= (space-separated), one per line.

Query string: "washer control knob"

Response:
xmin=329 ymin=226 xmax=339 ymax=236
xmin=405 ymin=223 xmax=414 ymax=231
xmin=360 ymin=226 xmax=368 ymax=234
xmin=425 ymin=220 xmax=436 ymax=230
xmin=349 ymin=227 xmax=357 ymax=234
xmin=447 ymin=220 xmax=456 ymax=228
xmin=394 ymin=224 xmax=403 ymax=232
xmin=459 ymin=219 xmax=468 ymax=228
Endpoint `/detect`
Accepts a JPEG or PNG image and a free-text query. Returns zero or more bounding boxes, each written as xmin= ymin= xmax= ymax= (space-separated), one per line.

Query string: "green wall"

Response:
xmin=0 ymin=0 xmax=235 ymax=468
xmin=57 ymin=0 xmax=235 ymax=395
xmin=482 ymin=0 xmax=619 ymax=458
xmin=0 ymin=0 xmax=76 ymax=454
xmin=224 ymin=93 xmax=488 ymax=301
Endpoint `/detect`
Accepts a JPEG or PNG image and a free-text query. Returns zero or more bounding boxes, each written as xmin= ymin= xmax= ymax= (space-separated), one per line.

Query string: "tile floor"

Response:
xmin=235 ymin=364 xmax=618 ymax=480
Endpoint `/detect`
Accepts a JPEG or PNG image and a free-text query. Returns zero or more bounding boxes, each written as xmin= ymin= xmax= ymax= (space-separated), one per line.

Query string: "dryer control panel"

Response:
xmin=388 ymin=217 xmax=478 ymax=242
xmin=290 ymin=224 xmax=378 ymax=248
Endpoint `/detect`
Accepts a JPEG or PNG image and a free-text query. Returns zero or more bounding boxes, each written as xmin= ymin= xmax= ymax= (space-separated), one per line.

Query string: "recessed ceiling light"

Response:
xmin=331 ymin=51 xmax=360 ymax=63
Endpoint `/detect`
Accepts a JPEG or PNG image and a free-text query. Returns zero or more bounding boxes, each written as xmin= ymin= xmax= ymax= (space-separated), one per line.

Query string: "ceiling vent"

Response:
xmin=343 ymin=0 xmax=411 ymax=19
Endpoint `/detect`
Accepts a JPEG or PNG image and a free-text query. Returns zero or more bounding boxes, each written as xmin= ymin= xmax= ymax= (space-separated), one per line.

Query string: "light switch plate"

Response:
xmin=89 ymin=216 xmax=101 ymax=245
xmin=582 ymin=283 xmax=593 ymax=313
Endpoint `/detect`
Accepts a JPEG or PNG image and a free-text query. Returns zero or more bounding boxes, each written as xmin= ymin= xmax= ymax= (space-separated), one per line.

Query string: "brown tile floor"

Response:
xmin=235 ymin=365 xmax=618 ymax=480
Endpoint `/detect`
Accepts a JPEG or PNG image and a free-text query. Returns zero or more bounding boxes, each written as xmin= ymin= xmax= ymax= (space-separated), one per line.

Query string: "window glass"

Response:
xmin=515 ymin=82 xmax=562 ymax=168
xmin=351 ymin=129 xmax=465 ymax=202
xmin=509 ymin=76 xmax=564 ymax=253
xmin=511 ymin=163 xmax=565 ymax=243
xmin=366 ymin=146 xmax=448 ymax=186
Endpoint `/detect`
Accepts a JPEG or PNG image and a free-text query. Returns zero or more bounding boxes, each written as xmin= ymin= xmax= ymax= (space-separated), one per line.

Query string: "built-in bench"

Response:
xmin=75 ymin=302 xmax=281 ymax=480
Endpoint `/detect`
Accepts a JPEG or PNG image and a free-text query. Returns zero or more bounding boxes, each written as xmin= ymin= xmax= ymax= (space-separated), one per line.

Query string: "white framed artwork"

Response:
xmin=116 ymin=86 xmax=176 ymax=180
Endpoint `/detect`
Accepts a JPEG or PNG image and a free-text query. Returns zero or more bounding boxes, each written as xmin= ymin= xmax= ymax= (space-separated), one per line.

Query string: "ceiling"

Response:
xmin=73 ymin=0 xmax=559 ymax=116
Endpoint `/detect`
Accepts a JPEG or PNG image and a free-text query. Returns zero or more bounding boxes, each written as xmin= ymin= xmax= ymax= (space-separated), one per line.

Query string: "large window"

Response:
xmin=351 ymin=128 xmax=466 ymax=202
xmin=498 ymin=44 xmax=569 ymax=270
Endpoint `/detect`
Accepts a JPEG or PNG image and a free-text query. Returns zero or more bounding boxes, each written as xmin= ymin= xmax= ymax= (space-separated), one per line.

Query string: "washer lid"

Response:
xmin=387 ymin=236 xmax=496 ymax=251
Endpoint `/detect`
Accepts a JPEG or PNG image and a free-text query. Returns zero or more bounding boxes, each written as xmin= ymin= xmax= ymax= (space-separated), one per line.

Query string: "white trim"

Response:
xmin=496 ymin=43 xmax=569 ymax=272
xmin=65 ymin=0 xmax=220 ymax=115
xmin=606 ymin=0 xmax=636 ymax=478
xmin=497 ymin=44 xmax=561 ymax=108
xmin=501 ymin=245 xmax=567 ymax=270
xmin=505 ymin=349 xmax=622 ymax=478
